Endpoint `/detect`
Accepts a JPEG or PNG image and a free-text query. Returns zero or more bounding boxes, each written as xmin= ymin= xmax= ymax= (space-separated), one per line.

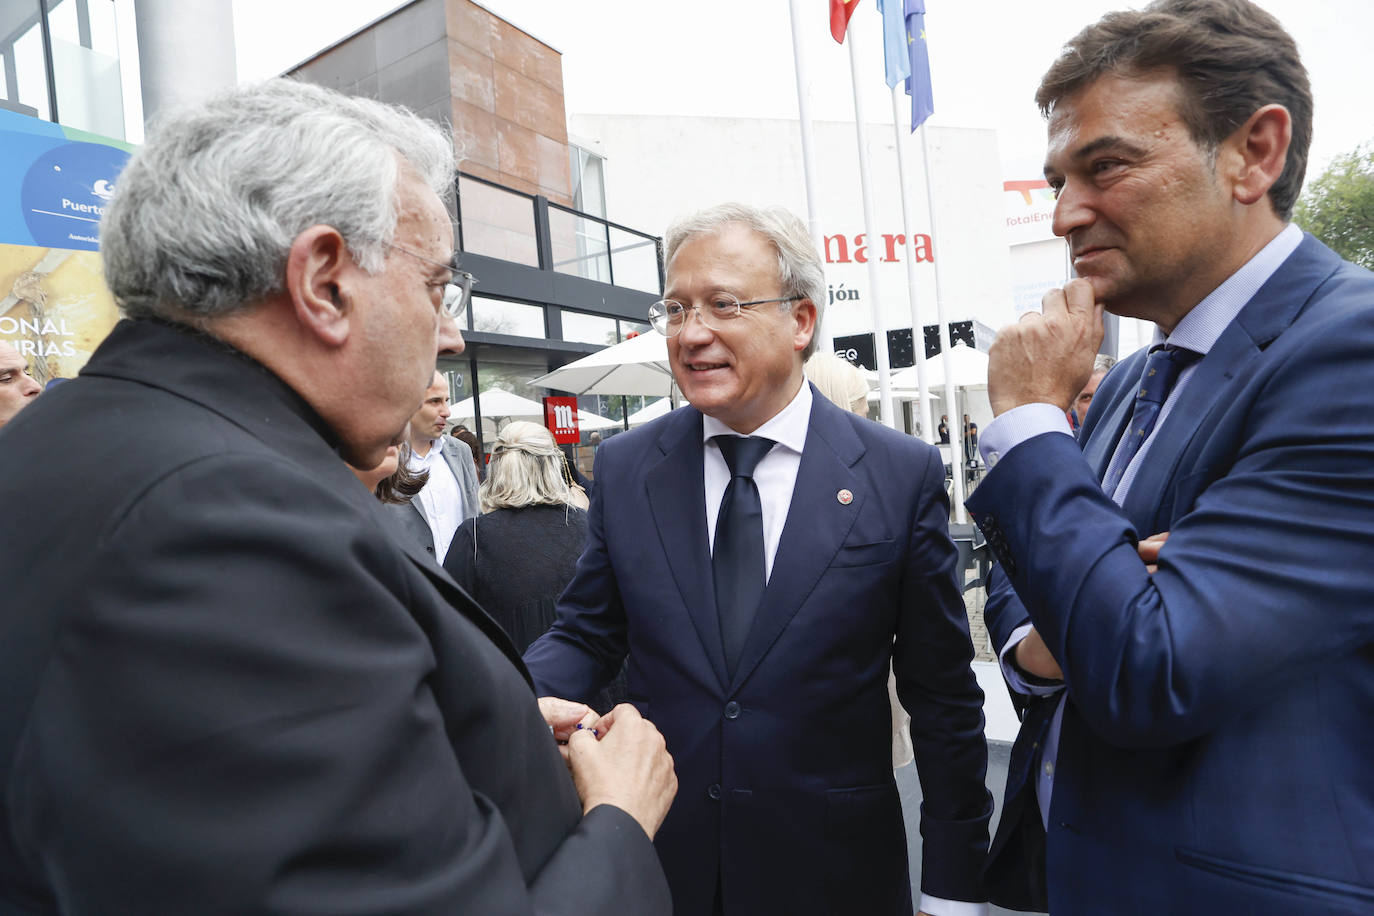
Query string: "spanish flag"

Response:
xmin=830 ymin=0 xmax=861 ymax=43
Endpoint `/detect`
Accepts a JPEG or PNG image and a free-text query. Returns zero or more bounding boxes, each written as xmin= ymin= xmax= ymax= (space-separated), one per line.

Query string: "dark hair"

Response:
xmin=373 ymin=442 xmax=429 ymax=505
xmin=1035 ymin=0 xmax=1311 ymax=219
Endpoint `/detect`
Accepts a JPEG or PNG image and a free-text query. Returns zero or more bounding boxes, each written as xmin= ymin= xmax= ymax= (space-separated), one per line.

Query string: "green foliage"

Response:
xmin=1294 ymin=144 xmax=1374 ymax=270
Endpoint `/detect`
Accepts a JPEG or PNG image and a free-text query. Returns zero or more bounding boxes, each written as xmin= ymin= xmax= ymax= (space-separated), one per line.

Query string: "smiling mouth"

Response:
xmin=686 ymin=361 xmax=728 ymax=372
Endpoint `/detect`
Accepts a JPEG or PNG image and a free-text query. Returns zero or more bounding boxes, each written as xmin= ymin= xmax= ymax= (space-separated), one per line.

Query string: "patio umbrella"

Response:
xmin=626 ymin=397 xmax=674 ymax=427
xmin=451 ymin=387 xmax=621 ymax=432
xmin=529 ymin=331 xmax=674 ymax=396
xmin=888 ymin=343 xmax=990 ymax=392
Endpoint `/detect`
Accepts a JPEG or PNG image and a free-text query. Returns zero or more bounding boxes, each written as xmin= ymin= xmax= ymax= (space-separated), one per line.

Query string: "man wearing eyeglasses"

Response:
xmin=0 ymin=80 xmax=678 ymax=915
xmin=526 ymin=203 xmax=992 ymax=916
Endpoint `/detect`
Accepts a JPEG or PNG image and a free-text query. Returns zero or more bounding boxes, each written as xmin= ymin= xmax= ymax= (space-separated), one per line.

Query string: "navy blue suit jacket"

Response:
xmin=525 ymin=387 xmax=992 ymax=915
xmin=970 ymin=235 xmax=1374 ymax=914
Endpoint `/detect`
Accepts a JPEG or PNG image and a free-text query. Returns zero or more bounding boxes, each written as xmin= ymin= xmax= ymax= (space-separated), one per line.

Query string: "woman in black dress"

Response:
xmin=443 ymin=421 xmax=624 ymax=710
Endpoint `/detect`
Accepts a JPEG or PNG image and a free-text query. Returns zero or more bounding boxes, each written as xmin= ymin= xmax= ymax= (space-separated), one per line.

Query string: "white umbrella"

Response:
xmin=452 ymin=387 xmax=622 ymax=433
xmin=529 ymin=332 xmax=674 ymax=396
xmin=888 ymin=343 xmax=990 ymax=392
xmin=626 ymin=397 xmax=674 ymax=427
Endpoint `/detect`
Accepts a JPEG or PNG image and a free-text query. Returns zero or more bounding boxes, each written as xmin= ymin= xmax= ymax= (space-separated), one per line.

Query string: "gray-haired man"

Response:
xmin=0 ymin=79 xmax=674 ymax=915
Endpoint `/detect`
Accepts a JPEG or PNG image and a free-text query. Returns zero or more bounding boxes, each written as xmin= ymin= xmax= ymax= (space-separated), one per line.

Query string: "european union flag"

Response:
xmin=904 ymin=0 xmax=934 ymax=130
xmin=876 ymin=0 xmax=911 ymax=89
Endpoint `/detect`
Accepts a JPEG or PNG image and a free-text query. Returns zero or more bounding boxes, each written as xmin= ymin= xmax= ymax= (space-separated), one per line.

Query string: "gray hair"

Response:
xmin=102 ymin=79 xmax=456 ymax=321
xmin=479 ymin=421 xmax=574 ymax=513
xmin=1093 ymin=353 xmax=1118 ymax=373
xmin=663 ymin=203 xmax=826 ymax=359
xmin=805 ymin=351 xmax=869 ymax=414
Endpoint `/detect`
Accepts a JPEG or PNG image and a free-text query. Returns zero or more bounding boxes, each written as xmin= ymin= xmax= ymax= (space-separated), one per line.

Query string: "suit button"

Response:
xmin=724 ymin=701 xmax=741 ymax=720
xmin=707 ymin=784 xmax=722 ymax=800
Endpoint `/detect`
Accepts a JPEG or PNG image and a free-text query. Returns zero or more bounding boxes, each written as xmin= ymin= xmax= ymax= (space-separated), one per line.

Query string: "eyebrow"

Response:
xmin=1045 ymin=135 xmax=1150 ymax=175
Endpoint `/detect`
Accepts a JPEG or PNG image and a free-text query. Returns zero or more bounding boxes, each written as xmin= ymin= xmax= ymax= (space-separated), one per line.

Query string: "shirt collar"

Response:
xmin=700 ymin=378 xmax=811 ymax=454
xmin=408 ymin=437 xmax=443 ymax=469
xmin=1158 ymin=223 xmax=1304 ymax=354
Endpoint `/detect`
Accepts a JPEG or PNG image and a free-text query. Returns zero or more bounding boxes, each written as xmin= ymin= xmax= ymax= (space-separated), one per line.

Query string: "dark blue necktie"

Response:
xmin=1104 ymin=344 xmax=1201 ymax=493
xmin=713 ymin=435 xmax=774 ymax=676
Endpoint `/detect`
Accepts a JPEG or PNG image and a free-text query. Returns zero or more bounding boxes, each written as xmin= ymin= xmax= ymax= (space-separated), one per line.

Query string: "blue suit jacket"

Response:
xmin=969 ymin=235 xmax=1374 ymax=914
xmin=525 ymin=387 xmax=992 ymax=915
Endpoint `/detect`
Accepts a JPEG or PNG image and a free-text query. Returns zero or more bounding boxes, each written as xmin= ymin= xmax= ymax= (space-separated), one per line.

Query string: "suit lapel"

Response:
xmin=1081 ymin=351 xmax=1144 ymax=483
xmin=730 ymin=395 xmax=863 ymax=691
xmin=1121 ymin=235 xmax=1340 ymax=533
xmin=645 ymin=409 xmax=731 ymax=689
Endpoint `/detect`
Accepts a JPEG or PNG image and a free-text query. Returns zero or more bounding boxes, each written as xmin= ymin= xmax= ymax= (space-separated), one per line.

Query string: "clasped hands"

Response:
xmin=537 ymin=697 xmax=678 ymax=840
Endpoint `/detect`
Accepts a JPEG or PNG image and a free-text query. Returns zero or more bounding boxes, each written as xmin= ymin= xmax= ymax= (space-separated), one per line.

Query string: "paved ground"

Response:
xmin=897 ymin=740 xmax=1046 ymax=916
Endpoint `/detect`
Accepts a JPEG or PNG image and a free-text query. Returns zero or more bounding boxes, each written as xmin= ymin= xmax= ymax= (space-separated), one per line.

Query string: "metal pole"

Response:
xmin=846 ymin=30 xmax=895 ymax=429
xmin=890 ymin=85 xmax=932 ymax=442
xmin=786 ymin=0 xmax=832 ymax=356
xmin=919 ymin=125 xmax=967 ymax=521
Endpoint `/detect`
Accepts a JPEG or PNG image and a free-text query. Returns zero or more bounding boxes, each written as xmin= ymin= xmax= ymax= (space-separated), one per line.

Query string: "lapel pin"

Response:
xmin=837 ymin=489 xmax=853 ymax=505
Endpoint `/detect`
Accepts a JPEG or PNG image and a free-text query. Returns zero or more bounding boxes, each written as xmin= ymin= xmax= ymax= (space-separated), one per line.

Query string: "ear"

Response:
xmin=284 ymin=224 xmax=357 ymax=348
xmin=792 ymin=298 xmax=818 ymax=353
xmin=1226 ymin=104 xmax=1291 ymax=208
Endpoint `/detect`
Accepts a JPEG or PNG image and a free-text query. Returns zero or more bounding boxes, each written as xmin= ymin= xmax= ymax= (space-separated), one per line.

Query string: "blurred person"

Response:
xmin=0 ymin=340 xmax=41 ymax=428
xmin=938 ymin=413 xmax=950 ymax=443
xmin=526 ymin=203 xmax=991 ymax=916
xmin=450 ymin=422 xmax=485 ymax=482
xmin=972 ymin=1 xmax=1374 ymax=912
xmin=1067 ymin=353 xmax=1117 ymax=432
xmin=390 ymin=370 xmax=480 ymax=563
xmin=349 ymin=441 xmax=428 ymax=503
xmin=444 ymin=421 xmax=620 ymax=709
xmin=0 ymin=79 xmax=674 ymax=915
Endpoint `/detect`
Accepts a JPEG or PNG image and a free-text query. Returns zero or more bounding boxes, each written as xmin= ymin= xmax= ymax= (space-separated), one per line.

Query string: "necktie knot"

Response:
xmin=716 ymin=435 xmax=774 ymax=479
xmin=1137 ymin=345 xmax=1201 ymax=406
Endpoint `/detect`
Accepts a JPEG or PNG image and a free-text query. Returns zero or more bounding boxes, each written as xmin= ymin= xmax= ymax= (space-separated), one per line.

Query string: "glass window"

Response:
xmin=609 ymin=226 xmax=661 ymax=294
xmin=43 ymin=0 xmax=125 ymax=138
xmin=561 ymin=310 xmax=618 ymax=346
xmin=548 ymin=205 xmax=610 ymax=284
xmin=460 ymin=344 xmax=552 ymax=449
xmin=619 ymin=319 xmax=651 ymax=341
xmin=7 ymin=9 xmax=50 ymax=121
xmin=569 ymin=145 xmax=606 ymax=218
xmin=458 ymin=174 xmax=539 ymax=267
xmin=470 ymin=295 xmax=545 ymax=339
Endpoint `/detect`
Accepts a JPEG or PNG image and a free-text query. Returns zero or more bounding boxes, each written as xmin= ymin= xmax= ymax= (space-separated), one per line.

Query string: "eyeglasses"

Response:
xmin=383 ymin=242 xmax=476 ymax=319
xmin=648 ymin=292 xmax=803 ymax=337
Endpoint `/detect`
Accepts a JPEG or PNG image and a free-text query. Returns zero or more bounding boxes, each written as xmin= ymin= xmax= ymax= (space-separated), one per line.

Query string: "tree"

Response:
xmin=1294 ymin=144 xmax=1374 ymax=270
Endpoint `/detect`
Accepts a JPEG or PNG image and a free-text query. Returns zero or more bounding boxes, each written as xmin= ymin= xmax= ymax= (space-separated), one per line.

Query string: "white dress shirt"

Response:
xmin=980 ymin=223 xmax=1304 ymax=829
xmin=407 ymin=436 xmax=465 ymax=565
xmin=702 ymin=378 xmax=987 ymax=916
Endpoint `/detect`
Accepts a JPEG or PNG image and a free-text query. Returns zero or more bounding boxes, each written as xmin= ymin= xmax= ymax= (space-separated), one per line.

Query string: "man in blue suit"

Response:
xmin=525 ymin=203 xmax=993 ymax=916
xmin=971 ymin=1 xmax=1374 ymax=913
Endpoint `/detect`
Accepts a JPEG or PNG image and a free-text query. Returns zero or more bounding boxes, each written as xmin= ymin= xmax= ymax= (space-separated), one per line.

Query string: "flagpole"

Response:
xmin=889 ymin=85 xmax=932 ymax=443
xmin=918 ymin=125 xmax=966 ymax=522
xmin=845 ymin=28 xmax=896 ymax=429
xmin=787 ymin=0 xmax=832 ymax=357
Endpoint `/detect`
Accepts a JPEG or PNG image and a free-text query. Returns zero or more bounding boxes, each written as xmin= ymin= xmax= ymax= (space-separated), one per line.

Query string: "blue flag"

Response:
xmin=876 ymin=0 xmax=911 ymax=89
xmin=904 ymin=0 xmax=934 ymax=130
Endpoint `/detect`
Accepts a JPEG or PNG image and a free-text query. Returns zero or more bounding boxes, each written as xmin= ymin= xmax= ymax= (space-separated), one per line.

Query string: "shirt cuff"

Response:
xmin=919 ymin=893 xmax=989 ymax=916
xmin=979 ymin=403 xmax=1073 ymax=468
xmin=999 ymin=624 xmax=1066 ymax=697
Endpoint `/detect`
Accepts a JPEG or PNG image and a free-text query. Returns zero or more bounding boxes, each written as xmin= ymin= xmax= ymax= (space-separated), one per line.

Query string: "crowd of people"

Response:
xmin=0 ymin=1 xmax=1370 ymax=914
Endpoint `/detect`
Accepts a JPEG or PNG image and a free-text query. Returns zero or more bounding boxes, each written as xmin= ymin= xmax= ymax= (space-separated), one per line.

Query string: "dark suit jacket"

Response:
xmin=0 ymin=319 xmax=669 ymax=916
xmin=387 ymin=435 xmax=481 ymax=556
xmin=969 ymin=235 xmax=1374 ymax=914
xmin=525 ymin=387 xmax=992 ymax=916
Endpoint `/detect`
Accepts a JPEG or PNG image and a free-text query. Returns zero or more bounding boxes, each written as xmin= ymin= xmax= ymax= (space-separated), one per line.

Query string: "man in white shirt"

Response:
xmin=390 ymin=370 xmax=479 ymax=563
xmin=526 ymin=203 xmax=992 ymax=916
xmin=970 ymin=1 xmax=1374 ymax=913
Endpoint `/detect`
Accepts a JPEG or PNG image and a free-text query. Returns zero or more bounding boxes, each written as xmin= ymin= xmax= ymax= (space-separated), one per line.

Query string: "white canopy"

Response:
xmin=889 ymin=343 xmax=990 ymax=392
xmin=529 ymin=332 xmax=674 ymax=397
xmin=451 ymin=387 xmax=620 ymax=431
xmin=626 ymin=397 xmax=674 ymax=427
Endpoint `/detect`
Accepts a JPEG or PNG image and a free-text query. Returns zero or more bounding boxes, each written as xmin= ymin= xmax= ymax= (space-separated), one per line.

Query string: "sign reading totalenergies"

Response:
xmin=0 ymin=109 xmax=131 ymax=383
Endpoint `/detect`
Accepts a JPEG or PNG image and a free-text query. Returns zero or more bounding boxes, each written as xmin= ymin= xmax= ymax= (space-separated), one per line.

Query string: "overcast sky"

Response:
xmin=232 ymin=0 xmax=1373 ymax=179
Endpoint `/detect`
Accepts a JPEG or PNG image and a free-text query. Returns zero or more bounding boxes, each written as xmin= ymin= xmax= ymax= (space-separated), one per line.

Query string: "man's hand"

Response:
xmin=1014 ymin=627 xmax=1064 ymax=682
xmin=568 ymin=704 xmax=677 ymax=839
xmin=538 ymin=696 xmax=600 ymax=765
xmin=988 ymin=278 xmax=1105 ymax=416
xmin=1139 ymin=531 xmax=1170 ymax=573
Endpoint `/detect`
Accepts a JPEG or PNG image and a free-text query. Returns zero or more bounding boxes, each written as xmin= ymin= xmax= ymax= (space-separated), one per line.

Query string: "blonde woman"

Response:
xmin=443 ymin=421 xmax=623 ymax=710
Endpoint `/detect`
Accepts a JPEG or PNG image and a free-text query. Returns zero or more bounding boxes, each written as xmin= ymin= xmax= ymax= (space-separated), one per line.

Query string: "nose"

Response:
xmin=1051 ymin=180 xmax=1095 ymax=240
xmin=437 ymin=313 xmax=465 ymax=356
xmin=675 ymin=305 xmax=715 ymax=346
xmin=439 ymin=400 xmax=451 ymax=419
xmin=22 ymin=374 xmax=40 ymax=397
